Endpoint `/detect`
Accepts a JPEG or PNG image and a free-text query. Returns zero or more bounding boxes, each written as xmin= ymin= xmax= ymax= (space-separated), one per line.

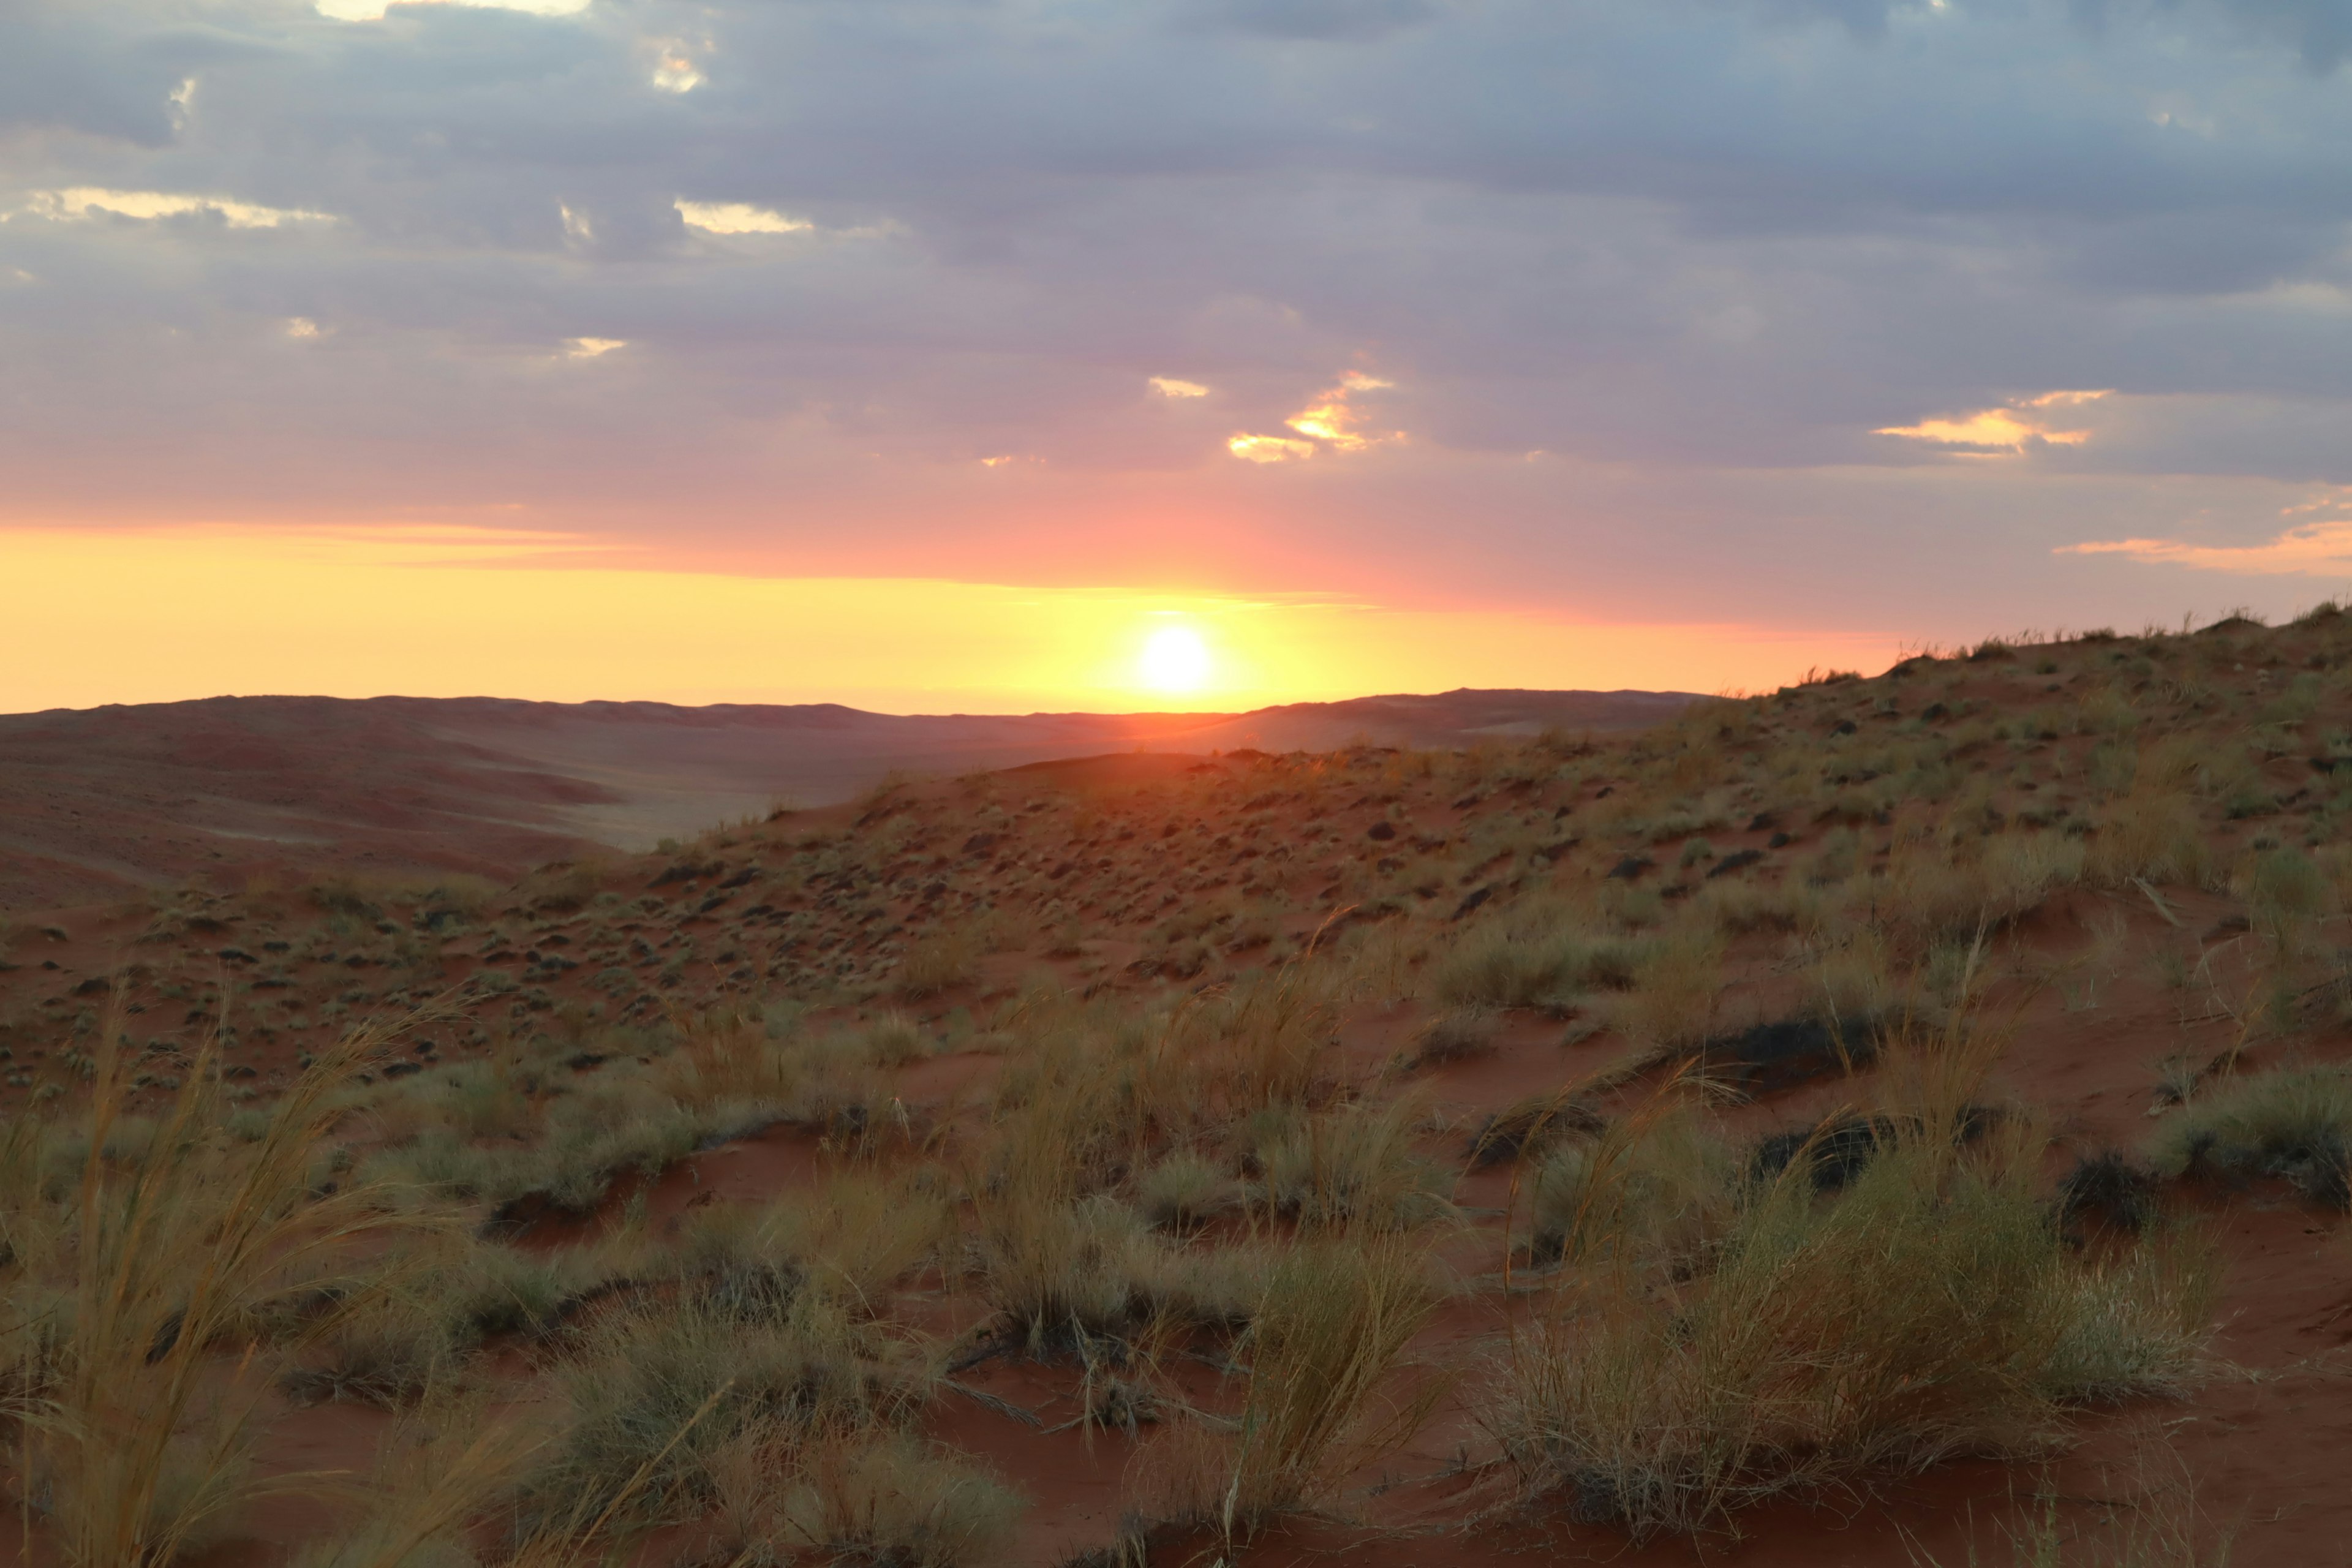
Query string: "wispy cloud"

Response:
xmin=565 ymin=337 xmax=627 ymax=358
xmin=675 ymin=200 xmax=812 ymax=236
xmin=1876 ymin=390 xmax=2111 ymax=454
xmin=13 ymin=188 xmax=333 ymax=229
xmin=2060 ymin=490 xmax=2352 ymax=577
xmin=1149 ymin=376 xmax=1210 ymax=398
xmin=1227 ymin=433 xmax=1318 ymax=463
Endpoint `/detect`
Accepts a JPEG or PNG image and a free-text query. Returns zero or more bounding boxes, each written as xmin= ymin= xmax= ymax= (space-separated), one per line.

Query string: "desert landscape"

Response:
xmin=0 ymin=688 xmax=1693 ymax=910
xmin=10 ymin=0 xmax=2346 ymax=1561
xmin=7 ymin=614 xmax=2350 ymax=1566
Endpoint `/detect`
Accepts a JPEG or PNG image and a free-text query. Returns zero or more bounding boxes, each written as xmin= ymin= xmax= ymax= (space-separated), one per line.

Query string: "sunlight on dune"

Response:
xmin=0 ymin=526 xmax=1899 ymax=712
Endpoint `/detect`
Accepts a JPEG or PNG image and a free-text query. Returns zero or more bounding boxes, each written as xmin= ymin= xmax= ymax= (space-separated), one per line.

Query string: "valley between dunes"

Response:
xmin=8 ymin=619 xmax=2352 ymax=1567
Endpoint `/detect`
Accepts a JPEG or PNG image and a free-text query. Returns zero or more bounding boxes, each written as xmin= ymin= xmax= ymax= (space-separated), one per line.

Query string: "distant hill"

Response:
xmin=0 ymin=688 xmax=1697 ymax=910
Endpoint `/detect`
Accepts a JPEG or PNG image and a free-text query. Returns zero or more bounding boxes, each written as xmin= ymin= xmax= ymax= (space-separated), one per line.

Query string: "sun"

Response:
xmin=1137 ymin=624 xmax=1212 ymax=694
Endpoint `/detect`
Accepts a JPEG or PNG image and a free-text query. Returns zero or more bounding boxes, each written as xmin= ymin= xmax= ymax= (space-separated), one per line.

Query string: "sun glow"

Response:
xmin=1137 ymin=624 xmax=1213 ymax=693
xmin=0 ymin=524 xmax=1901 ymax=714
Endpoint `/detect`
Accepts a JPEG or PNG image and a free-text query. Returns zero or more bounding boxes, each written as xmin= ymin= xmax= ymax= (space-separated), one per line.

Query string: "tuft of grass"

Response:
xmin=706 ymin=1420 xmax=1022 ymax=1568
xmin=1251 ymin=1096 xmax=1453 ymax=1234
xmin=1495 ymin=1091 xmax=2214 ymax=1538
xmin=1523 ymin=1102 xmax=1730 ymax=1268
xmin=1398 ymin=1006 xmax=1498 ymax=1071
xmin=1150 ymin=1234 xmax=1443 ymax=1540
xmin=21 ymin=1013 xmax=439 ymax=1567
xmin=1433 ymin=916 xmax=1646 ymax=1010
xmin=2091 ymin=789 xmax=2215 ymax=891
xmin=2146 ymin=1065 xmax=2352 ymax=1209
xmin=897 ymin=928 xmax=979 ymax=999
xmin=523 ymin=1288 xmax=925 ymax=1536
xmin=1134 ymin=1150 xmax=1233 ymax=1232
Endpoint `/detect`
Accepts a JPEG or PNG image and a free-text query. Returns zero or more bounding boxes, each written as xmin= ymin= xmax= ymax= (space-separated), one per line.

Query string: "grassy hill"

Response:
xmin=11 ymin=610 xmax=2352 ymax=1565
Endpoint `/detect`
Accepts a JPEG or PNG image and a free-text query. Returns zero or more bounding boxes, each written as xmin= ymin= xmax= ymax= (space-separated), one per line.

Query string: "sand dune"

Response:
xmin=0 ymin=687 xmax=1694 ymax=908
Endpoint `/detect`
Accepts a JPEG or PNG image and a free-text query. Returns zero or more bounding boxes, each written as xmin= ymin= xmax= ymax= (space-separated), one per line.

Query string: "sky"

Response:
xmin=4 ymin=0 xmax=2352 ymax=714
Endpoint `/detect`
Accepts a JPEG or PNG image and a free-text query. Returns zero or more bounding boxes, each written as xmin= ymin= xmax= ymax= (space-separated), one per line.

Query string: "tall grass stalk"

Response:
xmin=1218 ymin=1234 xmax=1443 ymax=1534
xmin=27 ymin=1008 xmax=432 ymax=1566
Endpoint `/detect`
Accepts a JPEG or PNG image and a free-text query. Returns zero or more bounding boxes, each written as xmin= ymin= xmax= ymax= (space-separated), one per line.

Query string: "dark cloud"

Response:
xmin=1176 ymin=0 xmax=1438 ymax=42
xmin=2073 ymin=0 xmax=2352 ymax=70
xmin=0 ymin=7 xmax=270 ymax=145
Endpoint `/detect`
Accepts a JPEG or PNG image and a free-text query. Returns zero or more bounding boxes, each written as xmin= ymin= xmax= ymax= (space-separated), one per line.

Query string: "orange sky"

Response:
xmin=0 ymin=526 xmax=1902 ymax=714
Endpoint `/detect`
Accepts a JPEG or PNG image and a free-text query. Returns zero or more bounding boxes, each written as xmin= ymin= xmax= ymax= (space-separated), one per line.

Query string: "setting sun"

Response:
xmin=1137 ymin=624 xmax=1212 ymax=693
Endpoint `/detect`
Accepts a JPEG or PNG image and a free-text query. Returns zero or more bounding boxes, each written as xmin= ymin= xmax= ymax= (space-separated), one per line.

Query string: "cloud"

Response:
xmin=1229 ymin=371 xmax=1399 ymax=461
xmin=2060 ymin=489 xmax=2352 ymax=576
xmin=1876 ymin=391 xmax=2111 ymax=454
xmin=675 ymin=200 xmax=813 ymax=236
xmin=1227 ymin=434 xmax=1320 ymax=463
xmin=1177 ymin=0 xmax=1437 ymax=42
xmin=650 ymin=39 xmax=706 ymax=93
xmin=1149 ymin=377 xmax=1210 ymax=398
xmin=9 ymin=0 xmax=2352 ymax=654
xmin=565 ymin=337 xmax=627 ymax=358
xmin=314 ymin=0 xmax=590 ymax=20
xmin=13 ymin=188 xmax=334 ymax=229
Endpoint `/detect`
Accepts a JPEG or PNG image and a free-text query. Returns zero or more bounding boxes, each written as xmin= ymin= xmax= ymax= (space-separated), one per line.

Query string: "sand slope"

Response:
xmin=0 ymin=688 xmax=1694 ymax=908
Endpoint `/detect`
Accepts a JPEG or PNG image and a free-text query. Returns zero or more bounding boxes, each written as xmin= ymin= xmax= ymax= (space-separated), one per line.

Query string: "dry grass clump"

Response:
xmin=1615 ymin=929 xmax=1724 ymax=1050
xmin=1879 ymin=833 xmax=2084 ymax=951
xmin=1146 ymin=1234 xmax=1443 ymax=1540
xmin=677 ymin=1170 xmax=951 ymax=1311
xmin=1494 ymin=1090 xmax=2214 ymax=1538
xmin=1432 ymin=911 xmax=1645 ymax=1009
xmin=8 ymin=1019 xmax=431 ymax=1566
xmin=2091 ymin=788 xmax=2216 ymax=890
xmin=1521 ymin=1102 xmax=1731 ymax=1267
xmin=2234 ymin=845 xmax=2330 ymax=948
xmin=1250 ymin=1096 xmax=1453 ymax=1233
xmin=523 ymin=1286 xmax=935 ymax=1539
xmin=2147 ymin=1065 xmax=2352 ymax=1208
xmin=1398 ymin=1005 xmax=1498 ymax=1070
xmin=1134 ymin=1149 xmax=1234 ymax=1231
xmin=897 ymin=927 xmax=979 ymax=998
xmin=705 ymin=1421 xmax=1022 ymax=1568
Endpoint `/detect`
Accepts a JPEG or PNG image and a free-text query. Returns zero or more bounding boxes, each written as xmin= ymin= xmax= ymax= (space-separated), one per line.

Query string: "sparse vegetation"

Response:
xmin=22 ymin=611 xmax=2352 ymax=1564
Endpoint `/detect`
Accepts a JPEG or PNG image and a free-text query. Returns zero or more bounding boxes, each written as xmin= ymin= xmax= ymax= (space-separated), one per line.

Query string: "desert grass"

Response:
xmin=704 ymin=1420 xmax=1022 ymax=1568
xmin=1250 ymin=1095 xmax=1454 ymax=1233
xmin=522 ymin=1285 xmax=930 ymax=1537
xmin=1145 ymin=1232 xmax=1444 ymax=1542
xmin=12 ymin=1013 xmax=437 ymax=1566
xmin=15 ymin=614 xmax=2352 ymax=1563
xmin=1493 ymin=1025 xmax=2215 ymax=1539
xmin=1521 ymin=1099 xmax=1732 ymax=1268
xmin=1431 ymin=905 xmax=1646 ymax=1010
xmin=2146 ymin=1064 xmax=2352 ymax=1208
